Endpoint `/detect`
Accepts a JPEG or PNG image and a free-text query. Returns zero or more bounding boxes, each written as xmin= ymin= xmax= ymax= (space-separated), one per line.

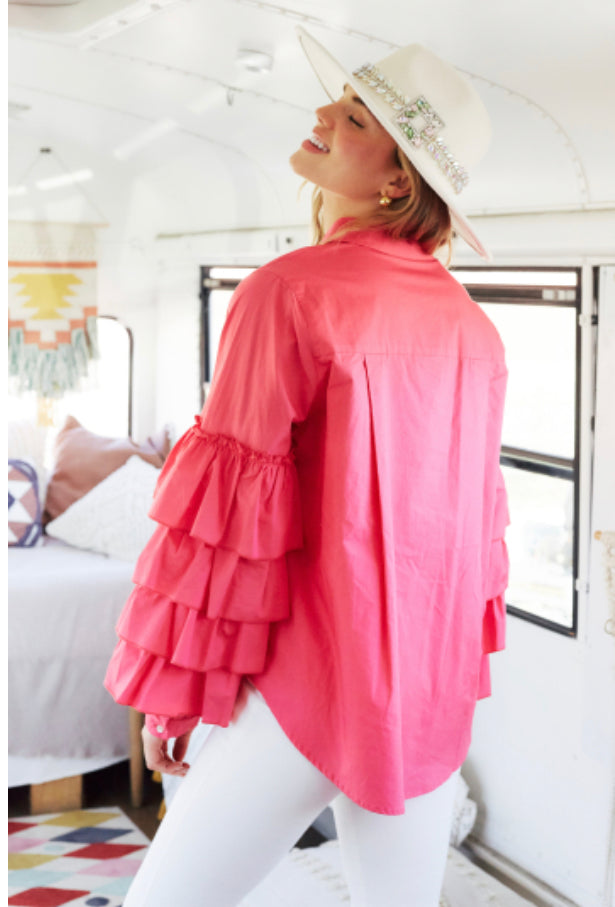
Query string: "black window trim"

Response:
xmin=453 ymin=265 xmax=582 ymax=638
xmin=199 ymin=267 xmax=249 ymax=403
xmin=200 ymin=263 xmax=583 ymax=638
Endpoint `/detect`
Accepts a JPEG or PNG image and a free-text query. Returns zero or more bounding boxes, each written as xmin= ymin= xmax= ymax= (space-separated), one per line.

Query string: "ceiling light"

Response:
xmin=235 ymin=49 xmax=273 ymax=73
xmin=36 ymin=169 xmax=93 ymax=190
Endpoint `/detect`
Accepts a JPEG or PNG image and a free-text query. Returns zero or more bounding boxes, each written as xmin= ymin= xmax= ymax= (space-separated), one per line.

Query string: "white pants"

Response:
xmin=124 ymin=685 xmax=459 ymax=907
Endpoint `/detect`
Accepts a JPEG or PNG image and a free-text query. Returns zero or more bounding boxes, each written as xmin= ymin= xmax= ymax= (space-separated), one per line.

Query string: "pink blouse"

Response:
xmin=105 ymin=223 xmax=509 ymax=815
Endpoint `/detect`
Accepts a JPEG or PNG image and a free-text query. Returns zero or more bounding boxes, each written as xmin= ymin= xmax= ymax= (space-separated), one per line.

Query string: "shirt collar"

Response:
xmin=322 ymin=218 xmax=432 ymax=262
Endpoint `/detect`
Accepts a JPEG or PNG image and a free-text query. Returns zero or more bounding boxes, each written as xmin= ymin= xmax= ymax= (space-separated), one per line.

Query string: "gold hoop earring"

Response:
xmin=379 ymin=195 xmax=392 ymax=207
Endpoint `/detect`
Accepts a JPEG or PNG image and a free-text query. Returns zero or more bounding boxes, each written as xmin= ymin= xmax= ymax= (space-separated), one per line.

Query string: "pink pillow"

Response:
xmin=44 ymin=415 xmax=170 ymax=522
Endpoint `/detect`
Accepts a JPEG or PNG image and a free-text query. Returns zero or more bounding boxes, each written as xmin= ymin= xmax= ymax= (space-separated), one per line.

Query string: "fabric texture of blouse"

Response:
xmin=105 ymin=223 xmax=509 ymax=815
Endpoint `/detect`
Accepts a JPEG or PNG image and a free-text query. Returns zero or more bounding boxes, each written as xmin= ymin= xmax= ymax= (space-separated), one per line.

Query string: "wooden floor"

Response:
xmin=8 ymin=759 xmax=327 ymax=848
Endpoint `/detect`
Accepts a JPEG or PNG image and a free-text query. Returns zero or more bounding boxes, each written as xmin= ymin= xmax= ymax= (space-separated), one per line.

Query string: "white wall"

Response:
xmin=460 ymin=221 xmax=615 ymax=907
xmin=592 ymin=268 xmax=615 ymax=907
xmin=153 ymin=261 xmax=202 ymax=440
xmin=453 ymin=209 xmax=615 ymax=264
xmin=149 ymin=224 xmax=310 ymax=438
xmin=466 ymin=612 xmax=614 ymax=905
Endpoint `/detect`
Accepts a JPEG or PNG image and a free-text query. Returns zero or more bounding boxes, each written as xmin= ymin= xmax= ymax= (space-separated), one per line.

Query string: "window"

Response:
xmin=200 ymin=267 xmax=256 ymax=400
xmin=452 ymin=268 xmax=583 ymax=635
xmin=201 ymin=264 xmax=586 ymax=635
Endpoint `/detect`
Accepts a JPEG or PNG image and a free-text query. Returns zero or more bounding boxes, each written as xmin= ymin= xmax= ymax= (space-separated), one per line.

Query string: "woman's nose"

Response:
xmin=315 ymin=103 xmax=336 ymax=127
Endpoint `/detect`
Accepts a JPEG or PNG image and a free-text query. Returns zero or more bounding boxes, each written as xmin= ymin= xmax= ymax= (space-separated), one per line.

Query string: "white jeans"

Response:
xmin=124 ymin=685 xmax=459 ymax=907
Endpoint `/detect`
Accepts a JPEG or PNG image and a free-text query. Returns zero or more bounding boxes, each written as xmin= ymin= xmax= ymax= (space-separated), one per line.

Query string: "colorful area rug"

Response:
xmin=8 ymin=807 xmax=535 ymax=906
xmin=8 ymin=808 xmax=149 ymax=906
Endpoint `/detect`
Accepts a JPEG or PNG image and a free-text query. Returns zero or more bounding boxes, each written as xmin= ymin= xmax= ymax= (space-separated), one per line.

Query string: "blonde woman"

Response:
xmin=106 ymin=27 xmax=509 ymax=907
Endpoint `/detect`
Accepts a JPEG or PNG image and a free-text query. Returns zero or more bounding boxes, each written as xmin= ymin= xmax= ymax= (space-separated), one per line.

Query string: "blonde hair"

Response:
xmin=311 ymin=147 xmax=453 ymax=260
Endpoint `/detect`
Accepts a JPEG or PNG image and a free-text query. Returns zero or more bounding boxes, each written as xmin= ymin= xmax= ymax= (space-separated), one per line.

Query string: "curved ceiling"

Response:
xmin=8 ymin=0 xmax=615 ymax=233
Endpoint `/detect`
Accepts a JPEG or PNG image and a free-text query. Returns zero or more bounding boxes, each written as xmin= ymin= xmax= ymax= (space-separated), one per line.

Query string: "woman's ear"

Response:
xmin=382 ymin=172 xmax=411 ymax=200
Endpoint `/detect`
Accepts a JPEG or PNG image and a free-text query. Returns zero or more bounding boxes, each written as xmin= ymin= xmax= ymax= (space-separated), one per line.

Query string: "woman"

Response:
xmin=105 ymin=27 xmax=509 ymax=906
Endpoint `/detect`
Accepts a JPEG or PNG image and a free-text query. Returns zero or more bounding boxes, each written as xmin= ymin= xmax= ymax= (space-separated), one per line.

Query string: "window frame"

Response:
xmin=200 ymin=263 xmax=589 ymax=637
xmin=452 ymin=265 xmax=584 ymax=637
xmin=199 ymin=266 xmax=256 ymax=404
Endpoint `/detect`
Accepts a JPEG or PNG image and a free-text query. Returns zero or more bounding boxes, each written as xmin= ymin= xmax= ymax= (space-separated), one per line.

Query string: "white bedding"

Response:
xmin=8 ymin=537 xmax=134 ymax=785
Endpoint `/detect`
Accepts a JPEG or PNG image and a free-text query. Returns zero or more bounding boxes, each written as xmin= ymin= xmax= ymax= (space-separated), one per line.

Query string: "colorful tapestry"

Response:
xmin=8 ymin=222 xmax=99 ymax=399
xmin=8 ymin=808 xmax=149 ymax=906
xmin=8 ymin=459 xmax=42 ymax=548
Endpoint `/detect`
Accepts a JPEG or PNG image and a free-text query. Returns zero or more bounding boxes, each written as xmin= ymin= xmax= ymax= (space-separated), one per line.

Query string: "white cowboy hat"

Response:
xmin=296 ymin=27 xmax=492 ymax=260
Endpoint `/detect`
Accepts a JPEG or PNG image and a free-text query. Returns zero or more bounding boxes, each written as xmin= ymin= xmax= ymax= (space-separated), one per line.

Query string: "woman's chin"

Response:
xmin=289 ymin=146 xmax=321 ymax=181
xmin=289 ymin=148 xmax=308 ymax=175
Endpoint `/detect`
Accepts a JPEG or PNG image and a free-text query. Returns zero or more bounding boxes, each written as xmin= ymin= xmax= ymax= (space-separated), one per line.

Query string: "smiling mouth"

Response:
xmin=308 ymin=133 xmax=330 ymax=152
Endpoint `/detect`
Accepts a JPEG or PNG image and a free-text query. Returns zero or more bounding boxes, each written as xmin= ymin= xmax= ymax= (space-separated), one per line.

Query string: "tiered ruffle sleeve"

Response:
xmin=104 ymin=424 xmax=302 ymax=728
xmin=478 ymin=467 xmax=509 ymax=698
xmin=104 ymin=269 xmax=320 ymax=734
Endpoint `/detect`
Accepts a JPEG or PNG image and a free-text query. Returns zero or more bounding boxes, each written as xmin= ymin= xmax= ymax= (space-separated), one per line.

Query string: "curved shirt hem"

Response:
xmin=250 ymin=677 xmax=462 ymax=816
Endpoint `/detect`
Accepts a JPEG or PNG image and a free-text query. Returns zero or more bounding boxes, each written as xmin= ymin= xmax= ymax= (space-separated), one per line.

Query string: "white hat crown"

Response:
xmin=297 ymin=28 xmax=492 ymax=259
xmin=366 ymin=44 xmax=492 ymax=171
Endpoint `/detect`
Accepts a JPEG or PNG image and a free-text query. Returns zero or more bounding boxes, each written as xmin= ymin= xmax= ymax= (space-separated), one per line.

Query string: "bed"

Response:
xmin=8 ymin=416 xmax=171 ymax=813
xmin=8 ymin=539 xmax=136 ymax=802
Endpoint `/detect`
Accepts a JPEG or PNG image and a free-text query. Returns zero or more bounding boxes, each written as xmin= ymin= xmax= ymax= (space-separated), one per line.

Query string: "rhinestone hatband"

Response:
xmin=353 ymin=63 xmax=470 ymax=195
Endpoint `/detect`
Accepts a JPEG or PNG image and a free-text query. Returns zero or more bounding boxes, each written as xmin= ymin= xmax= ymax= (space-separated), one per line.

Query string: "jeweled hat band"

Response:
xmin=353 ymin=63 xmax=470 ymax=195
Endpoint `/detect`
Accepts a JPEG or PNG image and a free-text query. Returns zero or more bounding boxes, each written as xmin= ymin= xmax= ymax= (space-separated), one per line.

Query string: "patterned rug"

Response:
xmin=8 ymin=807 xmax=535 ymax=906
xmin=8 ymin=808 xmax=149 ymax=906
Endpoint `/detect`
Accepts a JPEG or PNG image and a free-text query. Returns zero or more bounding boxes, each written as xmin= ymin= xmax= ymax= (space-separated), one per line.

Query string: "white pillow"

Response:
xmin=46 ymin=455 xmax=160 ymax=562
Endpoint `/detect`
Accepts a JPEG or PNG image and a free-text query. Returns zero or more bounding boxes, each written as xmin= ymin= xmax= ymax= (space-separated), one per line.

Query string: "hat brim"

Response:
xmin=297 ymin=27 xmax=491 ymax=261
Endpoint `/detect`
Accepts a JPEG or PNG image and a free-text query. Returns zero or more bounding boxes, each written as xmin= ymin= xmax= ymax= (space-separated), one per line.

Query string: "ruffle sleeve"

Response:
xmin=478 ymin=467 xmax=509 ymax=699
xmin=104 ymin=422 xmax=304 ymax=727
xmin=105 ymin=267 xmax=321 ymax=729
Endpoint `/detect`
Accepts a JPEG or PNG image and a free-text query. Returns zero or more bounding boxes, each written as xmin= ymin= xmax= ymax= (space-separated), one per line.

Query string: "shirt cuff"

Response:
xmin=145 ymin=714 xmax=199 ymax=739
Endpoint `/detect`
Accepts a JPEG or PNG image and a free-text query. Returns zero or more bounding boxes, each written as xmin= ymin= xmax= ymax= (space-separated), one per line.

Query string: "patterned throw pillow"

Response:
xmin=8 ymin=459 xmax=43 ymax=548
xmin=43 ymin=415 xmax=170 ymax=522
xmin=45 ymin=455 xmax=159 ymax=562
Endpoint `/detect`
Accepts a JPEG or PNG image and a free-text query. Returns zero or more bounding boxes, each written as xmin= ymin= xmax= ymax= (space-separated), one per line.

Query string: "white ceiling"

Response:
xmin=8 ymin=0 xmax=615 ymax=233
